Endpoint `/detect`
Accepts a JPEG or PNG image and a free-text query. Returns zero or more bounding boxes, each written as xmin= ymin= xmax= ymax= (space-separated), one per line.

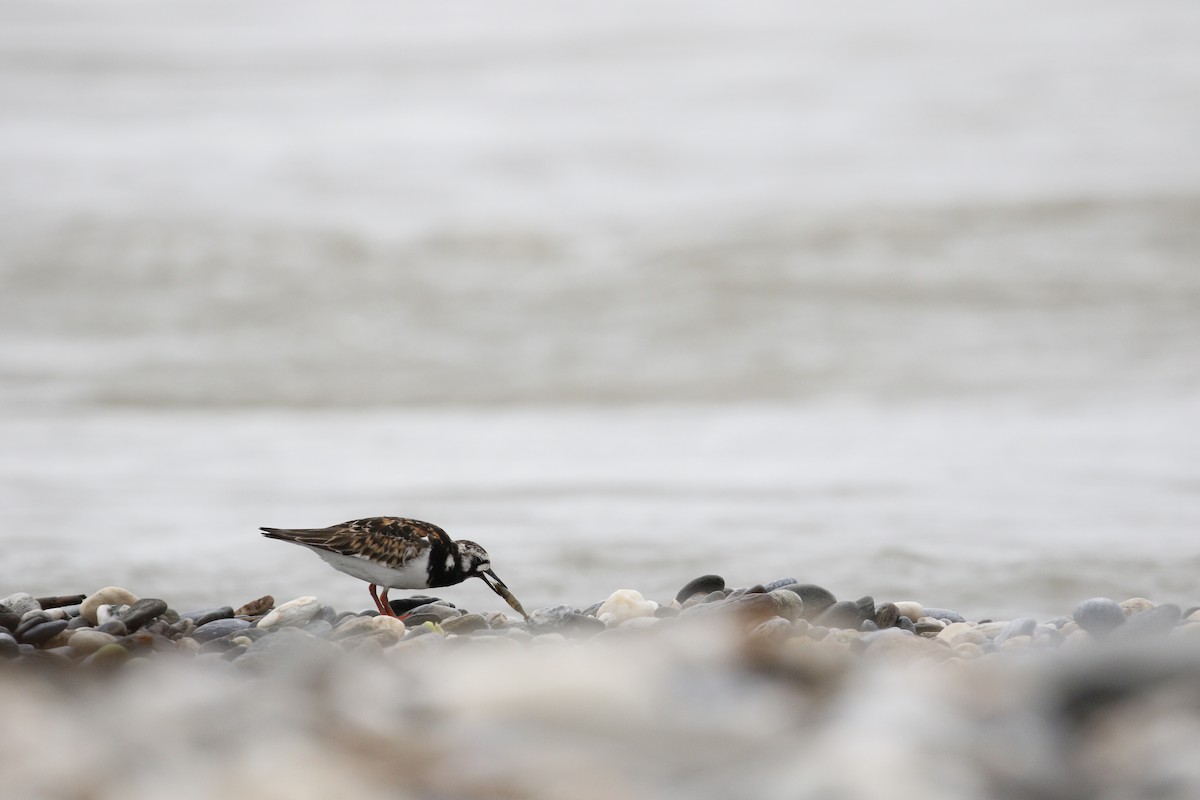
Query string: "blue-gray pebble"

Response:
xmin=1073 ymin=598 xmax=1125 ymax=636
xmin=192 ymin=618 xmax=252 ymax=643
xmin=675 ymin=575 xmax=726 ymax=604
xmin=924 ymin=608 xmax=967 ymax=624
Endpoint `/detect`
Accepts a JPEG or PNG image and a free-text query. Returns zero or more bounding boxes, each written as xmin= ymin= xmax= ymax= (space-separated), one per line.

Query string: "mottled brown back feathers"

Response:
xmin=259 ymin=517 xmax=454 ymax=570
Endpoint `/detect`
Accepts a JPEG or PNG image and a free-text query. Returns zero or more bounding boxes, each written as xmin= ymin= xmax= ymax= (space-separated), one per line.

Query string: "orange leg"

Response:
xmin=368 ymin=584 xmax=387 ymax=615
xmin=379 ymin=587 xmax=393 ymax=617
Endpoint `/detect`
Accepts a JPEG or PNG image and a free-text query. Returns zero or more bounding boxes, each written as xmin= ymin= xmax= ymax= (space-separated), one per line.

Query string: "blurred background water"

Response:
xmin=2 ymin=0 xmax=1199 ymax=620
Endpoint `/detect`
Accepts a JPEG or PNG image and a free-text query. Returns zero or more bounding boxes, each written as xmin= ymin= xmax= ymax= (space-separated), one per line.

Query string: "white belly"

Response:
xmin=303 ymin=545 xmax=432 ymax=589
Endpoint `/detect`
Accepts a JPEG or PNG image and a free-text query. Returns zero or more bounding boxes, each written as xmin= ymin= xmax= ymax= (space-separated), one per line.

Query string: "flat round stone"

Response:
xmin=20 ymin=619 xmax=69 ymax=646
xmin=816 ymin=600 xmax=866 ymax=630
xmin=119 ymin=598 xmax=169 ymax=632
xmin=192 ymin=618 xmax=252 ymax=643
xmin=674 ymin=575 xmax=726 ymax=604
xmin=181 ymin=607 xmax=235 ymax=626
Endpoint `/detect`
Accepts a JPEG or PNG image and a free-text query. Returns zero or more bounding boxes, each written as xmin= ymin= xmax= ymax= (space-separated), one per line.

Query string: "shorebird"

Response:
xmin=259 ymin=517 xmax=528 ymax=619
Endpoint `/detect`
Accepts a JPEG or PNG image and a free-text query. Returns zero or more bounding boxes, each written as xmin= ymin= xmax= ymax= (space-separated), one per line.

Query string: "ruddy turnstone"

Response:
xmin=259 ymin=517 xmax=528 ymax=619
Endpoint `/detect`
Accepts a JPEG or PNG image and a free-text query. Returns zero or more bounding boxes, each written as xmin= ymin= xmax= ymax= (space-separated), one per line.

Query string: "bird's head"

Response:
xmin=454 ymin=540 xmax=529 ymax=620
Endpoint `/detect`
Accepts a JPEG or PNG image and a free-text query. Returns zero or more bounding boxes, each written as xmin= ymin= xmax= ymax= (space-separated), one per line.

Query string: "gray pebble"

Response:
xmin=0 ymin=631 xmax=18 ymax=658
xmin=402 ymin=603 xmax=462 ymax=626
xmin=15 ymin=612 xmax=54 ymax=640
xmin=1073 ymin=598 xmax=1126 ymax=636
xmin=66 ymin=615 xmax=92 ymax=630
xmin=120 ymin=598 xmax=169 ymax=632
xmin=0 ymin=610 xmax=19 ymax=633
xmin=691 ymin=590 xmax=729 ymax=608
xmin=96 ymin=620 xmax=128 ymax=637
xmin=1 ymin=593 xmax=40 ymax=617
xmin=528 ymin=605 xmax=601 ymax=635
xmin=674 ymin=575 xmax=726 ymax=604
xmin=996 ymin=617 xmax=1038 ymax=644
xmin=860 ymin=620 xmax=879 ymax=632
xmin=654 ymin=606 xmax=680 ymax=619
xmin=897 ymin=616 xmax=916 ymax=633
xmin=777 ymin=584 xmax=837 ymax=621
xmin=924 ymin=607 xmax=967 ymax=624
xmin=20 ymin=619 xmax=69 ymax=646
xmin=386 ymin=595 xmax=450 ymax=616
xmin=762 ymin=577 xmax=799 ymax=593
xmin=192 ymin=618 xmax=252 ymax=643
xmin=20 ymin=608 xmax=54 ymax=625
xmin=301 ymin=619 xmax=334 ymax=637
xmin=816 ymin=600 xmax=867 ymax=630
xmin=915 ymin=621 xmax=945 ymax=636
xmin=181 ymin=607 xmax=235 ymax=626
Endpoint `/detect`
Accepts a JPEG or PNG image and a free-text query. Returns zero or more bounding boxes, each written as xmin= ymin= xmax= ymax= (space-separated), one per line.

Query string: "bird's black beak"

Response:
xmin=480 ymin=569 xmax=529 ymax=620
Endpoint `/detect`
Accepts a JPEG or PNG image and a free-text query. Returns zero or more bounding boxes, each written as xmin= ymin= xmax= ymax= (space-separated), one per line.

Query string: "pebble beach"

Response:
xmin=5 ymin=579 xmax=1200 ymax=800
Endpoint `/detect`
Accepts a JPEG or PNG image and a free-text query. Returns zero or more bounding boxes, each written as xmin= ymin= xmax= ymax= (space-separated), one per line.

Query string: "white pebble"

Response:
xmin=937 ymin=622 xmax=985 ymax=646
xmin=257 ymin=596 xmax=322 ymax=629
xmin=370 ymin=615 xmax=407 ymax=637
xmin=96 ymin=604 xmax=129 ymax=626
xmin=80 ymin=587 xmax=139 ymax=625
xmin=893 ymin=601 xmax=925 ymax=622
xmin=597 ymin=589 xmax=658 ymax=626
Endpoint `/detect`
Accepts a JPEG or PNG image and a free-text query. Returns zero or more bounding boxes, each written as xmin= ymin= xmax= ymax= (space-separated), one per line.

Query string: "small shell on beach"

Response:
xmin=597 ymin=589 xmax=659 ymax=626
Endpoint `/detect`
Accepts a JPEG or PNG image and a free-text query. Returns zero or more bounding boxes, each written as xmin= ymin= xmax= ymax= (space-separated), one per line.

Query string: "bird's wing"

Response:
xmin=260 ymin=517 xmax=452 ymax=569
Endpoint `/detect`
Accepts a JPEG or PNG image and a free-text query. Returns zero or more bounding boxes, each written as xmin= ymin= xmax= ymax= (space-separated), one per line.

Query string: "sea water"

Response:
xmin=2 ymin=0 xmax=1199 ymax=628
